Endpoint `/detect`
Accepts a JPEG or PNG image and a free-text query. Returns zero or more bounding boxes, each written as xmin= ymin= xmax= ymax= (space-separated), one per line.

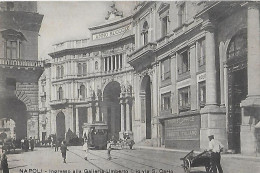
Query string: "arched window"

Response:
xmin=79 ymin=85 xmax=86 ymax=99
xmin=57 ymin=87 xmax=63 ymax=100
xmin=95 ymin=61 xmax=98 ymax=70
xmin=142 ymin=21 xmax=149 ymax=45
xmin=227 ymin=31 xmax=247 ymax=60
xmin=60 ymin=65 xmax=64 ymax=78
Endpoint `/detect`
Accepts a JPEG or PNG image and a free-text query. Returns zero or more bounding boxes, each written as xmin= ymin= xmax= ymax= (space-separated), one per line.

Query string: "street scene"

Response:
xmin=1 ymin=1 xmax=260 ymax=173
xmin=7 ymin=146 xmax=260 ymax=173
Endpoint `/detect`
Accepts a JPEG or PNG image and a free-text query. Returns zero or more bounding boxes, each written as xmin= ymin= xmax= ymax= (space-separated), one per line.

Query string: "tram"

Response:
xmin=83 ymin=123 xmax=108 ymax=149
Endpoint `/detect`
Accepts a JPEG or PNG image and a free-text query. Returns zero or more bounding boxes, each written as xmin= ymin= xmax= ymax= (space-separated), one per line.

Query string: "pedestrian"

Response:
xmin=60 ymin=141 xmax=69 ymax=163
xmin=82 ymin=139 xmax=88 ymax=160
xmin=1 ymin=151 xmax=9 ymax=173
xmin=24 ymin=137 xmax=29 ymax=152
xmin=208 ymin=135 xmax=224 ymax=173
xmin=107 ymin=140 xmax=112 ymax=160
xmin=29 ymin=137 xmax=35 ymax=151
xmin=55 ymin=138 xmax=59 ymax=152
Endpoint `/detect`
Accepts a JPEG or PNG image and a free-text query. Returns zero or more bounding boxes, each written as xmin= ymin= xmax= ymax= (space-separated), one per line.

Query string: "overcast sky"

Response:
xmin=37 ymin=1 xmax=136 ymax=60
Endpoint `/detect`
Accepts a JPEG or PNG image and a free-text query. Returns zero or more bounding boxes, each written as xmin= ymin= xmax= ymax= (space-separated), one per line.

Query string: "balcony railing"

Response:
xmin=0 ymin=58 xmax=43 ymax=67
xmin=50 ymin=98 xmax=92 ymax=106
xmin=53 ymin=39 xmax=90 ymax=52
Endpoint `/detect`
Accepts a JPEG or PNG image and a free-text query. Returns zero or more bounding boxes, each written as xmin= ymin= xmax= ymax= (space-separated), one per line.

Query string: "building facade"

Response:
xmin=39 ymin=4 xmax=135 ymax=143
xmin=0 ymin=2 xmax=43 ymax=140
xmin=40 ymin=1 xmax=260 ymax=156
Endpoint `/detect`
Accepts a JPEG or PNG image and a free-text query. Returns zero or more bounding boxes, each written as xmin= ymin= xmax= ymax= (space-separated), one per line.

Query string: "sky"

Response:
xmin=37 ymin=1 xmax=136 ymax=60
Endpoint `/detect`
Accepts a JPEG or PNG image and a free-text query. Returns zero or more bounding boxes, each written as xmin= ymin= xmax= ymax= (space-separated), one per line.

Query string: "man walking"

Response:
xmin=208 ymin=135 xmax=224 ymax=173
xmin=60 ymin=141 xmax=69 ymax=163
xmin=82 ymin=139 xmax=88 ymax=160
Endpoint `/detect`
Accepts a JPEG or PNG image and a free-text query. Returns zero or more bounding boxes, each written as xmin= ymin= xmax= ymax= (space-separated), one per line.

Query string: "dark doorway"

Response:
xmin=103 ymin=81 xmax=121 ymax=139
xmin=228 ymin=67 xmax=247 ymax=153
xmin=56 ymin=112 xmax=65 ymax=141
xmin=141 ymin=75 xmax=152 ymax=139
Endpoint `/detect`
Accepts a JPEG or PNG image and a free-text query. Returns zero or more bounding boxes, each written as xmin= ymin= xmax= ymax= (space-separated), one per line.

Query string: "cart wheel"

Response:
xmin=183 ymin=159 xmax=191 ymax=173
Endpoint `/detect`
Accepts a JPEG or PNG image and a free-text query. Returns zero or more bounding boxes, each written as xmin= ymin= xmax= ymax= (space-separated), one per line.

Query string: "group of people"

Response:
xmin=21 ymin=137 xmax=35 ymax=152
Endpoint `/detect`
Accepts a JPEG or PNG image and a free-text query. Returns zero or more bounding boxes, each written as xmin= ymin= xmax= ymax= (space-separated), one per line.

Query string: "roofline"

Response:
xmin=49 ymin=34 xmax=134 ymax=58
xmin=89 ymin=15 xmax=133 ymax=31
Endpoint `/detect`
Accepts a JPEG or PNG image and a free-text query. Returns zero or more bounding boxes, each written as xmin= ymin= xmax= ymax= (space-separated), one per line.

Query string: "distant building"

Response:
xmin=0 ymin=2 xmax=43 ymax=139
xmin=39 ymin=3 xmax=135 ymax=142
xmin=39 ymin=1 xmax=260 ymax=156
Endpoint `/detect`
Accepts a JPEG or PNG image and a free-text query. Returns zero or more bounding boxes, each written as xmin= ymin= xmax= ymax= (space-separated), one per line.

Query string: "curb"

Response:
xmin=134 ymin=146 xmax=260 ymax=161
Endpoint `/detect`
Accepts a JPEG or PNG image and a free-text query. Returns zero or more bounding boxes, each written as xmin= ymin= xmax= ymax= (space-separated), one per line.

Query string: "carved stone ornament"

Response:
xmin=105 ymin=2 xmax=123 ymax=20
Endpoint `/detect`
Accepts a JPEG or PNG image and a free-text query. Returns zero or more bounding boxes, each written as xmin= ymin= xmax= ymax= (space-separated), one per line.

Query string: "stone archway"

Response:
xmin=103 ymin=81 xmax=121 ymax=139
xmin=56 ymin=112 xmax=65 ymax=141
xmin=140 ymin=75 xmax=152 ymax=139
xmin=0 ymin=97 xmax=27 ymax=140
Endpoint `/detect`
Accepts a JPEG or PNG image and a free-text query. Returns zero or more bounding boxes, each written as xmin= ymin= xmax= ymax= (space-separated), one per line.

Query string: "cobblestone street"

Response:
xmin=7 ymin=146 xmax=260 ymax=173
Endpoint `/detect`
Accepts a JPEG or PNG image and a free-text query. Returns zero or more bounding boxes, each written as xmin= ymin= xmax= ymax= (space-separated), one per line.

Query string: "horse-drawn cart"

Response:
xmin=180 ymin=150 xmax=212 ymax=173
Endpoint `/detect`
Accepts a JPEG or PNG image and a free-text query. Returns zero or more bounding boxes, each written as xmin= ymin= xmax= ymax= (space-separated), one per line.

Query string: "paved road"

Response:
xmin=6 ymin=146 xmax=260 ymax=173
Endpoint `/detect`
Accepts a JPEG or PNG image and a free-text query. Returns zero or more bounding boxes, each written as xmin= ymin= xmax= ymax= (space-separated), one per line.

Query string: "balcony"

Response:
xmin=50 ymin=98 xmax=92 ymax=106
xmin=0 ymin=58 xmax=43 ymax=68
xmin=53 ymin=39 xmax=90 ymax=52
xmin=128 ymin=42 xmax=157 ymax=71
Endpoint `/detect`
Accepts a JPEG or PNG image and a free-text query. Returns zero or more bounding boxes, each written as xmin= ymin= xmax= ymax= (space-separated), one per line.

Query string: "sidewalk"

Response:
xmin=134 ymin=145 xmax=260 ymax=161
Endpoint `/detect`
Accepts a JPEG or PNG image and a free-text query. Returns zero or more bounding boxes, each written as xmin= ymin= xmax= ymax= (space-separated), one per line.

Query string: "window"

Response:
xmin=78 ymin=63 xmax=82 ymax=75
xmin=56 ymin=65 xmax=64 ymax=78
xmin=142 ymin=21 xmax=149 ymax=45
xmin=198 ymin=82 xmax=206 ymax=108
xmin=6 ymin=2 xmax=14 ymax=11
xmin=198 ymin=38 xmax=206 ymax=67
xmin=161 ymin=92 xmax=171 ymax=110
xmin=178 ymin=86 xmax=191 ymax=112
xmin=161 ymin=16 xmax=168 ymax=37
xmin=95 ymin=61 xmax=98 ymax=70
xmin=227 ymin=31 xmax=247 ymax=59
xmin=79 ymin=85 xmax=86 ymax=99
xmin=6 ymin=41 xmax=17 ymax=59
xmin=83 ymin=63 xmax=87 ymax=75
xmin=178 ymin=3 xmax=186 ymax=27
xmin=161 ymin=58 xmax=171 ymax=81
xmin=178 ymin=49 xmax=190 ymax=75
xmin=57 ymin=87 xmax=63 ymax=100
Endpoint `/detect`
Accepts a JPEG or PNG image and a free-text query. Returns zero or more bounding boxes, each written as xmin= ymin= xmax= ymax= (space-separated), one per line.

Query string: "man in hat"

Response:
xmin=208 ymin=135 xmax=224 ymax=173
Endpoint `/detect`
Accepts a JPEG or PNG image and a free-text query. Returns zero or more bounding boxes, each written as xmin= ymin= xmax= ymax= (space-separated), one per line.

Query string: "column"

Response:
xmin=118 ymin=54 xmax=121 ymax=69
xmin=204 ymin=20 xmax=217 ymax=106
xmin=104 ymin=57 xmax=107 ymax=72
xmin=126 ymin=98 xmax=131 ymax=131
xmin=115 ymin=55 xmax=118 ymax=70
xmin=110 ymin=56 xmax=112 ymax=71
xmin=247 ymin=4 xmax=260 ymax=97
xmin=200 ymin=18 xmax=227 ymax=150
xmin=96 ymin=103 xmax=100 ymax=122
xmin=87 ymin=106 xmax=93 ymax=123
xmin=75 ymin=107 xmax=79 ymax=136
xmin=240 ymin=3 xmax=260 ymax=156
xmin=17 ymin=40 xmax=20 ymax=59
xmin=120 ymin=100 xmax=125 ymax=132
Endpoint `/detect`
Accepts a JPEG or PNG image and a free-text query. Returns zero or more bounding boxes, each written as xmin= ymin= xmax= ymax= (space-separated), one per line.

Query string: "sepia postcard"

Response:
xmin=0 ymin=1 xmax=259 ymax=173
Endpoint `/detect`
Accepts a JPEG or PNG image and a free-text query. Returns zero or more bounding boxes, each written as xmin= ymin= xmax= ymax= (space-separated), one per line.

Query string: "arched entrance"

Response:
xmin=227 ymin=29 xmax=247 ymax=153
xmin=140 ymin=75 xmax=152 ymax=139
xmin=0 ymin=98 xmax=27 ymax=140
xmin=103 ymin=81 xmax=121 ymax=139
xmin=56 ymin=112 xmax=65 ymax=141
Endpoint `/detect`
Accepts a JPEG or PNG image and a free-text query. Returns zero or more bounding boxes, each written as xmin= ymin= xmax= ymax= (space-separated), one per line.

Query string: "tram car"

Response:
xmin=83 ymin=123 xmax=108 ymax=149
